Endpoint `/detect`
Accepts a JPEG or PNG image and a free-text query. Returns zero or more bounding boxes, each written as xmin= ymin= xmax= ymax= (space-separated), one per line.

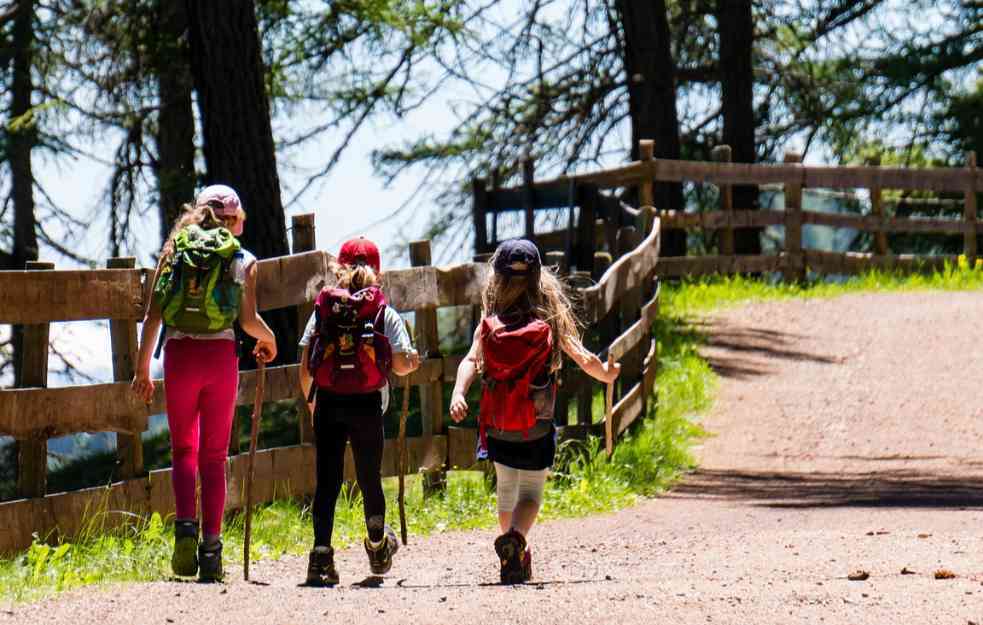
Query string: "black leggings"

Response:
xmin=312 ymin=390 xmax=386 ymax=547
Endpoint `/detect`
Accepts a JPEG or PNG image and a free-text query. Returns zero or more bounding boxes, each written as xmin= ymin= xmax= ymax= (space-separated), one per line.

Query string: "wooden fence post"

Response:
xmin=576 ymin=184 xmax=598 ymax=270
xmin=409 ymin=240 xmax=446 ymax=496
xmin=782 ymin=151 xmax=805 ymax=282
xmin=616 ymin=227 xmax=642 ymax=405
xmin=108 ymin=257 xmax=144 ymax=478
xmin=292 ymin=213 xmax=317 ymax=446
xmin=866 ymin=155 xmax=888 ymax=257
xmin=522 ymin=157 xmax=536 ymax=241
xmin=639 ymin=140 xmax=655 ymax=209
xmin=16 ymin=260 xmax=54 ymax=499
xmin=712 ymin=145 xmax=735 ymax=256
xmin=472 ymin=178 xmax=490 ymax=256
xmin=965 ymin=151 xmax=978 ymax=263
xmin=581 ymin=251 xmax=614 ymax=426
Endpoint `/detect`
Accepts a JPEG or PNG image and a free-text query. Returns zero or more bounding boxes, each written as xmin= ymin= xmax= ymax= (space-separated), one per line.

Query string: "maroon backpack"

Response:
xmin=307 ymin=285 xmax=393 ymax=398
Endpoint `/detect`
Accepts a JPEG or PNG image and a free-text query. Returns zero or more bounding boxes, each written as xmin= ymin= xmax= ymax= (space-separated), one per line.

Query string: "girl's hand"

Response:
xmin=602 ymin=360 xmax=622 ymax=384
xmin=449 ymin=392 xmax=469 ymax=423
xmin=130 ymin=369 xmax=155 ymax=404
xmin=254 ymin=339 xmax=276 ymax=363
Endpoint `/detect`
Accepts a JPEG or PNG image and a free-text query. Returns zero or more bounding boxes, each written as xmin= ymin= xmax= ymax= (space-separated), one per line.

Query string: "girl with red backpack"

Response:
xmin=449 ymin=238 xmax=620 ymax=584
xmin=131 ymin=185 xmax=277 ymax=582
xmin=298 ymin=236 xmax=420 ymax=586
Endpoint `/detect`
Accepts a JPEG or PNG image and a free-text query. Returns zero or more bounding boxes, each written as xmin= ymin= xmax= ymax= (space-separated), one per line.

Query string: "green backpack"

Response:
xmin=154 ymin=225 xmax=243 ymax=333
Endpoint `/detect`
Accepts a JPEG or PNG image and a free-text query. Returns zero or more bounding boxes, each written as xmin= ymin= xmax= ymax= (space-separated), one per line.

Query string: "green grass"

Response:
xmin=8 ymin=261 xmax=983 ymax=603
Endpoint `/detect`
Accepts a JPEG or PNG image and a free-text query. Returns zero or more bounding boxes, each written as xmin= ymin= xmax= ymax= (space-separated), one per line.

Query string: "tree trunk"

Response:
xmin=154 ymin=0 xmax=196 ymax=245
xmin=616 ymin=0 xmax=686 ymax=256
xmin=717 ymin=0 xmax=760 ymax=255
xmin=185 ymin=0 xmax=296 ymax=363
xmin=9 ymin=0 xmax=39 ymax=385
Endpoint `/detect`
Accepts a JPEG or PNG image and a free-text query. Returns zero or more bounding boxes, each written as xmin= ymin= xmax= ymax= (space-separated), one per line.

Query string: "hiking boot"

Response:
xmin=171 ymin=520 xmax=199 ymax=577
xmin=364 ymin=525 xmax=399 ymax=575
xmin=494 ymin=528 xmax=528 ymax=585
xmin=197 ymin=540 xmax=224 ymax=583
xmin=521 ymin=548 xmax=532 ymax=582
xmin=306 ymin=546 xmax=340 ymax=586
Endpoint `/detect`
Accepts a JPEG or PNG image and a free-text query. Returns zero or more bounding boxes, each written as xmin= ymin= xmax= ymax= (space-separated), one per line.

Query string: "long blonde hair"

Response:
xmin=333 ymin=261 xmax=381 ymax=292
xmin=481 ymin=249 xmax=581 ymax=372
xmin=160 ymin=203 xmax=224 ymax=259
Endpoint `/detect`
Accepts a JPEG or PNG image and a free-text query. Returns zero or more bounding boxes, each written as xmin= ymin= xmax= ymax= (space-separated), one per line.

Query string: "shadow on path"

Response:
xmin=670 ymin=468 xmax=983 ymax=510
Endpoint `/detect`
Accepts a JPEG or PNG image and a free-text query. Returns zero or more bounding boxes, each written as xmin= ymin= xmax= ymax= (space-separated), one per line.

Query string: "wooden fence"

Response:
xmin=0 ymin=208 xmax=661 ymax=554
xmin=473 ymin=142 xmax=980 ymax=281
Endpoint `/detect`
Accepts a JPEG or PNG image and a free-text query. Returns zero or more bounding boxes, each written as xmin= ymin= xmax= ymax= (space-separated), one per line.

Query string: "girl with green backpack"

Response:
xmin=131 ymin=185 xmax=277 ymax=582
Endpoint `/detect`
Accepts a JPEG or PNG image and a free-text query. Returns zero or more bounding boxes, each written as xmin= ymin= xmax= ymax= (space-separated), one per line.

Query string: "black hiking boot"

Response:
xmin=364 ymin=525 xmax=399 ymax=575
xmin=306 ymin=546 xmax=340 ymax=586
xmin=171 ymin=520 xmax=199 ymax=577
xmin=521 ymin=547 xmax=532 ymax=582
xmin=494 ymin=528 xmax=528 ymax=585
xmin=197 ymin=540 xmax=224 ymax=583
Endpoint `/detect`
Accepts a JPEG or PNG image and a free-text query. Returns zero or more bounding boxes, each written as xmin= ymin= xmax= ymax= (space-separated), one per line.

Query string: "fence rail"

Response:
xmin=0 ymin=207 xmax=661 ymax=553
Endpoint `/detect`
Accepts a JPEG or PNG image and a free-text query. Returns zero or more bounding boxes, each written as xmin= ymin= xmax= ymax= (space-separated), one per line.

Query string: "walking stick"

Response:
xmin=604 ymin=353 xmax=615 ymax=458
xmin=397 ymin=319 xmax=414 ymax=546
xmin=243 ymin=360 xmax=266 ymax=581
xmin=397 ymin=370 xmax=411 ymax=546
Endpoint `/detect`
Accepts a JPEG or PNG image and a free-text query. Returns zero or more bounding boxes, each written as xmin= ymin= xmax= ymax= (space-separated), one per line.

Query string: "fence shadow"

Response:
xmin=670 ymin=467 xmax=983 ymax=509
xmin=677 ymin=318 xmax=842 ymax=380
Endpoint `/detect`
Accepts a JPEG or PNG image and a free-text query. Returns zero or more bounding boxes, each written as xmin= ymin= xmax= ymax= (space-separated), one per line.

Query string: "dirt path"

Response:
xmin=7 ymin=291 xmax=983 ymax=624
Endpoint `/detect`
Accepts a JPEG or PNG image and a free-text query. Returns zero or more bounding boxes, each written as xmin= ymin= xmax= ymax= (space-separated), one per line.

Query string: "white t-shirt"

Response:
xmin=164 ymin=248 xmax=257 ymax=344
xmin=299 ymin=305 xmax=414 ymax=413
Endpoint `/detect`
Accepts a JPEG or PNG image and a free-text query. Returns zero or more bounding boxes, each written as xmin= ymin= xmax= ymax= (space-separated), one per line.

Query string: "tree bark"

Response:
xmin=616 ymin=0 xmax=686 ymax=256
xmin=9 ymin=0 xmax=39 ymax=385
xmin=717 ymin=0 xmax=760 ymax=255
xmin=154 ymin=0 xmax=196 ymax=245
xmin=185 ymin=0 xmax=296 ymax=363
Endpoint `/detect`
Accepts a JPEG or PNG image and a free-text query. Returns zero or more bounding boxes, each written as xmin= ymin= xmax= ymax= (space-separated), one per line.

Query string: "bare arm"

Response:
xmin=391 ymin=351 xmax=421 ymax=376
xmin=299 ymin=343 xmax=314 ymax=417
xmin=449 ymin=326 xmax=482 ymax=423
xmin=131 ymin=261 xmax=165 ymax=403
xmin=238 ymin=262 xmax=277 ymax=362
xmin=560 ymin=333 xmax=620 ymax=384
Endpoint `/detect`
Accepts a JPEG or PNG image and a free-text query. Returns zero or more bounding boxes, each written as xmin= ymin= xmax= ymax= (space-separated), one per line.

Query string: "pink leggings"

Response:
xmin=163 ymin=338 xmax=238 ymax=537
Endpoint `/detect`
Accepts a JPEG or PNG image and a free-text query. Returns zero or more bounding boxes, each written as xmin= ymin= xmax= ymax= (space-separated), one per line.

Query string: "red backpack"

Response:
xmin=307 ymin=285 xmax=393 ymax=398
xmin=479 ymin=315 xmax=554 ymax=440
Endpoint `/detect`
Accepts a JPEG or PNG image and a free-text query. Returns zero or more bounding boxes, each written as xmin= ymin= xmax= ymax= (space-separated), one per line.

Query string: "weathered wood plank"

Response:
xmin=802 ymin=211 xmax=968 ymax=235
xmin=655 ymin=254 xmax=783 ymax=278
xmin=0 ymin=269 xmax=145 ymax=323
xmin=0 ymin=382 xmax=156 ymax=438
xmin=804 ymin=250 xmax=956 ymax=275
xmin=614 ymin=381 xmax=645 ymax=437
xmin=580 ymin=219 xmax=661 ymax=323
xmin=255 ymin=250 xmax=334 ymax=312
xmin=608 ymin=285 xmax=660 ymax=363
xmin=435 ymin=263 xmax=489 ymax=308
xmin=447 ymin=427 xmax=478 ymax=470
xmin=659 ymin=209 xmax=784 ymax=230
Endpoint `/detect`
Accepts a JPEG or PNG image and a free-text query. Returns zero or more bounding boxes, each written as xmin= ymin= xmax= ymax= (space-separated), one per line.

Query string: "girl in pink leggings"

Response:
xmin=132 ymin=185 xmax=276 ymax=582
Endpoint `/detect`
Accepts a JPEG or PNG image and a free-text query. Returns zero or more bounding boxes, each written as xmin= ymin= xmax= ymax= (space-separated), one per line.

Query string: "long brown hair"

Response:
xmin=481 ymin=248 xmax=582 ymax=372
xmin=160 ymin=203 xmax=224 ymax=259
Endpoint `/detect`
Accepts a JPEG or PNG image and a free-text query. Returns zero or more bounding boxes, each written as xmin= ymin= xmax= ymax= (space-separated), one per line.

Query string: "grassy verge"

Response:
xmin=9 ymin=262 xmax=980 ymax=603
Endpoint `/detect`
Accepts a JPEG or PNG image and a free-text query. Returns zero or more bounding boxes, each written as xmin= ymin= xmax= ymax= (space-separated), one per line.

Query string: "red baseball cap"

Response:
xmin=338 ymin=236 xmax=381 ymax=273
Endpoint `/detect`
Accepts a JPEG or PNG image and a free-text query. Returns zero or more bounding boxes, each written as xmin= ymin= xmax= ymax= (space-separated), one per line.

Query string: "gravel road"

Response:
xmin=6 ymin=291 xmax=983 ymax=624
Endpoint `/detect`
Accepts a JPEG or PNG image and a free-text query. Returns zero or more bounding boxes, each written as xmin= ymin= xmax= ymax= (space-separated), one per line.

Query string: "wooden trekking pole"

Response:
xmin=397 ymin=370 xmax=411 ymax=546
xmin=397 ymin=318 xmax=414 ymax=546
xmin=243 ymin=360 xmax=266 ymax=581
xmin=604 ymin=353 xmax=615 ymax=458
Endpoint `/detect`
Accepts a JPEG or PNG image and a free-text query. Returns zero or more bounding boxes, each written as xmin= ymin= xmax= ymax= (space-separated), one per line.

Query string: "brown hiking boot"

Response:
xmin=494 ymin=528 xmax=528 ymax=585
xmin=306 ymin=546 xmax=340 ymax=586
xmin=364 ymin=525 xmax=399 ymax=575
